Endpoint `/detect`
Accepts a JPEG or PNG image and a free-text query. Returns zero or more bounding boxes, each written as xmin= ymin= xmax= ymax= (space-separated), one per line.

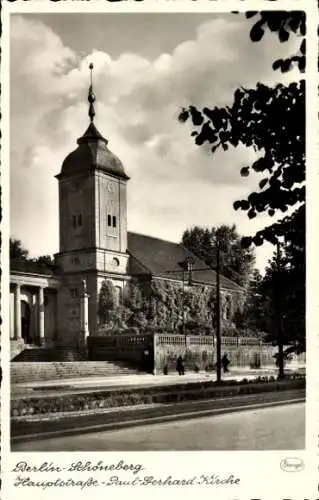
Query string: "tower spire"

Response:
xmin=88 ymin=62 xmax=96 ymax=123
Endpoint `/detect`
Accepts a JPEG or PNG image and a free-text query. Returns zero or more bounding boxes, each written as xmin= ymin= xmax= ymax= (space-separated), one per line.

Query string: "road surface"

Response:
xmin=12 ymin=402 xmax=304 ymax=452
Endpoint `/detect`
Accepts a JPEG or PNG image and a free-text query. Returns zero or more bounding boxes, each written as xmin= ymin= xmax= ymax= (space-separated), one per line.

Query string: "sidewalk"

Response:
xmin=11 ymin=366 xmax=304 ymax=397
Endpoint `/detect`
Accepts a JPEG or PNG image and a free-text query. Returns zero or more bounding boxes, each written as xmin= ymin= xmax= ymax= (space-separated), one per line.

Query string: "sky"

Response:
xmin=10 ymin=13 xmax=301 ymax=272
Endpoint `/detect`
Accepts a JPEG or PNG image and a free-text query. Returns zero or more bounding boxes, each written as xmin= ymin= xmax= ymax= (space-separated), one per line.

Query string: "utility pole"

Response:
xmin=216 ymin=241 xmax=222 ymax=383
xmin=276 ymin=241 xmax=285 ymax=379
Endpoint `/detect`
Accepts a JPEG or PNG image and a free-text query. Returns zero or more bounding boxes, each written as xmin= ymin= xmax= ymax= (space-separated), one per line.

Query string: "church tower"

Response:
xmin=55 ymin=64 xmax=130 ymax=346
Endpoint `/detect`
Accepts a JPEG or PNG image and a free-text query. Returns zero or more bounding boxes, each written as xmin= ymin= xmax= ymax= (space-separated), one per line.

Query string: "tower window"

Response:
xmin=112 ymin=216 xmax=117 ymax=228
xmin=72 ymin=214 xmax=82 ymax=228
xmin=70 ymin=288 xmax=79 ymax=298
xmin=107 ymin=214 xmax=112 ymax=226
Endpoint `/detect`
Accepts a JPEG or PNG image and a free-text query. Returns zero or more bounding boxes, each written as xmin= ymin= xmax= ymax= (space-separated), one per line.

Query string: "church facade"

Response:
xmin=10 ymin=76 xmax=244 ymax=357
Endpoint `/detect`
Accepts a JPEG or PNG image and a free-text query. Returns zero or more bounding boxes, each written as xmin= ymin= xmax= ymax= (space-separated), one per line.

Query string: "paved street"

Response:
xmin=12 ymin=402 xmax=304 ymax=452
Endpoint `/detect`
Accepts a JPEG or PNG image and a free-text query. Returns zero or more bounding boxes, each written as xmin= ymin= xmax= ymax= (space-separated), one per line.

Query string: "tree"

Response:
xmin=182 ymin=224 xmax=255 ymax=286
xmin=179 ymin=11 xmax=305 ymax=248
xmin=10 ymin=238 xmax=55 ymax=266
xmin=10 ymin=238 xmax=29 ymax=260
xmin=178 ymin=12 xmax=305 ymax=367
xmin=35 ymin=255 xmax=55 ymax=266
xmin=98 ymin=280 xmax=117 ymax=325
xmin=123 ymin=280 xmax=144 ymax=311
xmin=241 ymin=269 xmax=266 ymax=331
xmin=260 ymin=245 xmax=305 ymax=351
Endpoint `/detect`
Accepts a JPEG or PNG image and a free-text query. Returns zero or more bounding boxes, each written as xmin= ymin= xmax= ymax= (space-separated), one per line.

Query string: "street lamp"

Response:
xmin=165 ymin=253 xmax=222 ymax=381
xmin=185 ymin=256 xmax=194 ymax=287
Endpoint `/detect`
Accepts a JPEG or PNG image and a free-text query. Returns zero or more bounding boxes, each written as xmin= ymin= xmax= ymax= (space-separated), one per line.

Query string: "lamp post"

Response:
xmin=275 ymin=241 xmax=285 ymax=379
xmin=166 ymin=253 xmax=223 ymax=380
xmin=215 ymin=241 xmax=222 ymax=384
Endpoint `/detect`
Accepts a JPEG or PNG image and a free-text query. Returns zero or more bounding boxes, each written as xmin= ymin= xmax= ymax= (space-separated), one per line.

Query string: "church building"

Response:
xmin=10 ymin=67 xmax=243 ymax=358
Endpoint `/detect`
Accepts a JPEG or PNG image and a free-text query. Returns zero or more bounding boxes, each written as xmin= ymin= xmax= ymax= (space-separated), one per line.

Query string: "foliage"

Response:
xmin=11 ymin=377 xmax=305 ymax=418
xmin=10 ymin=238 xmax=55 ymax=266
xmin=246 ymin=11 xmax=305 ymax=73
xmin=178 ymin=12 xmax=305 ymax=358
xmin=258 ymin=247 xmax=305 ymax=351
xmin=35 ymin=255 xmax=55 ymax=266
xmin=123 ymin=280 xmax=143 ymax=311
xmin=239 ymin=249 xmax=305 ymax=353
xmin=241 ymin=269 xmax=268 ymax=332
xmin=116 ymin=278 xmax=248 ymax=336
xmin=182 ymin=224 xmax=255 ymax=286
xmin=10 ymin=238 xmax=29 ymax=260
xmin=178 ymin=12 xmax=305 ymax=249
xmin=121 ymin=278 xmax=218 ymax=334
xmin=98 ymin=280 xmax=118 ymax=326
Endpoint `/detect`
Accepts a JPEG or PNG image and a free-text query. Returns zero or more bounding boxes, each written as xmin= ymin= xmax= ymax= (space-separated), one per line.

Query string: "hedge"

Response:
xmin=11 ymin=375 xmax=305 ymax=418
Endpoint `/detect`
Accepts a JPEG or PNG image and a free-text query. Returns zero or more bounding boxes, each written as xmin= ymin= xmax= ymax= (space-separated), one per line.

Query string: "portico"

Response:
xmin=10 ymin=265 xmax=60 ymax=350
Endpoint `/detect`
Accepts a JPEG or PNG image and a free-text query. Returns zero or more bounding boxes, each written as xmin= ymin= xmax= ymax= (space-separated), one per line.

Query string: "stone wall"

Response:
xmin=154 ymin=335 xmax=305 ymax=374
xmin=87 ymin=333 xmax=154 ymax=372
xmin=153 ymin=335 xmax=278 ymax=373
xmin=87 ymin=332 xmax=305 ymax=375
xmin=154 ymin=334 xmax=215 ymax=373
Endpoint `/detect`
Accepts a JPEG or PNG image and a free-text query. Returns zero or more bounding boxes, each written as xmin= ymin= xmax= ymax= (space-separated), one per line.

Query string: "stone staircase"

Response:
xmin=10 ymin=340 xmax=38 ymax=361
xmin=12 ymin=347 xmax=87 ymax=362
xmin=11 ymin=360 xmax=143 ymax=384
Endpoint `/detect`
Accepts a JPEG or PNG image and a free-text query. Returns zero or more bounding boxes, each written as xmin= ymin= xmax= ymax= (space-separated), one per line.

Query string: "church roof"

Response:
xmin=58 ymin=123 xmax=129 ymax=180
xmin=10 ymin=259 xmax=59 ymax=276
xmin=127 ymin=232 xmax=243 ymax=291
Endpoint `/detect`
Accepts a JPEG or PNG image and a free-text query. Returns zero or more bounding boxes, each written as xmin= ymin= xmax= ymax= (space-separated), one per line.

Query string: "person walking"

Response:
xmin=221 ymin=353 xmax=230 ymax=373
xmin=176 ymin=355 xmax=184 ymax=376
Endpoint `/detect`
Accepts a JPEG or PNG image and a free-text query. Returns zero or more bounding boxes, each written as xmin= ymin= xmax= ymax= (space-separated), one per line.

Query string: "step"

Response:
xmin=12 ymin=348 xmax=88 ymax=362
xmin=11 ymin=361 xmax=142 ymax=384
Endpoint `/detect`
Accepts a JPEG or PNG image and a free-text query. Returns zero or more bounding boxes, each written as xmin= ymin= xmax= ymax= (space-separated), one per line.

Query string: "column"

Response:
xmin=38 ymin=286 xmax=45 ymax=345
xmin=14 ymin=284 xmax=22 ymax=340
xmin=80 ymin=279 xmax=90 ymax=350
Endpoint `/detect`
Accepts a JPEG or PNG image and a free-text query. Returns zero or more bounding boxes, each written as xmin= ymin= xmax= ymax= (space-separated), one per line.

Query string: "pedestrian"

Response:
xmin=176 ymin=355 xmax=184 ymax=376
xmin=221 ymin=353 xmax=230 ymax=373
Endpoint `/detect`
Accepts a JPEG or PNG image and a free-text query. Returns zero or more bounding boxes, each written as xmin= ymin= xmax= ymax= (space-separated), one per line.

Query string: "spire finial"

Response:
xmin=88 ymin=62 xmax=96 ymax=123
